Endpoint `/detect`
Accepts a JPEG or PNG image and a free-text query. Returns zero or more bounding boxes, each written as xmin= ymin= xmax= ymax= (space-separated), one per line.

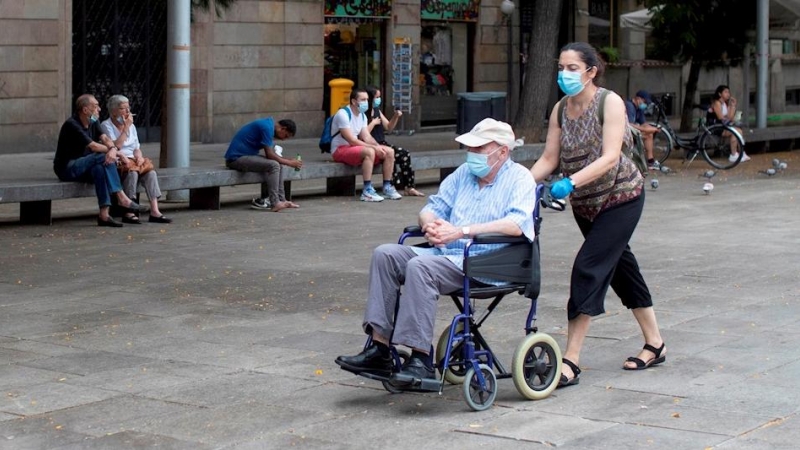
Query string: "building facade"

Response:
xmin=0 ymin=0 xmax=519 ymax=154
xmin=1 ymin=0 xmax=797 ymax=155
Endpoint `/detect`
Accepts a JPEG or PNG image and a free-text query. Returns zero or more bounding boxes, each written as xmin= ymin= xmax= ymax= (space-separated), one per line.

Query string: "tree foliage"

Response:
xmin=644 ymin=0 xmax=754 ymax=131
xmin=514 ymin=0 xmax=564 ymax=143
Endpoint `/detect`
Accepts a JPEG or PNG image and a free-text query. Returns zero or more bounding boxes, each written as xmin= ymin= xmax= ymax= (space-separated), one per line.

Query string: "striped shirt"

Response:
xmin=413 ymin=158 xmax=536 ymax=272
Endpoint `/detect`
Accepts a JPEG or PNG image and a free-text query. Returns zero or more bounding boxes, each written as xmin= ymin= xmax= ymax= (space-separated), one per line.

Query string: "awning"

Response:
xmin=621 ymin=2 xmax=800 ymax=35
xmin=619 ymin=8 xmax=655 ymax=32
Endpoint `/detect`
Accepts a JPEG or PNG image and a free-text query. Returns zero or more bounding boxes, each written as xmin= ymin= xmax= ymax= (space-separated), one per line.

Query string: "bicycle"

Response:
xmin=649 ymin=93 xmax=746 ymax=170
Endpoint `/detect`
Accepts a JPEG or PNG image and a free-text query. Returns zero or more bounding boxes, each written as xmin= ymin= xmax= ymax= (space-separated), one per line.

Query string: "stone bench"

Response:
xmin=0 ymin=145 xmax=545 ymax=225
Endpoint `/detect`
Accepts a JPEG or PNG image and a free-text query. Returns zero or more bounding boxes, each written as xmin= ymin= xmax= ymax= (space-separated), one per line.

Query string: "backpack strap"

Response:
xmin=557 ymin=88 xmax=611 ymax=127
xmin=330 ymin=106 xmax=352 ymax=139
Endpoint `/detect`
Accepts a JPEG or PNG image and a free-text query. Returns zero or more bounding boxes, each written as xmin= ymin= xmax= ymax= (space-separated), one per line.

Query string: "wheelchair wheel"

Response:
xmin=382 ymin=349 xmax=410 ymax=394
xmin=462 ymin=364 xmax=497 ymax=411
xmin=511 ymin=333 xmax=562 ymax=400
xmin=436 ymin=323 xmax=479 ymax=385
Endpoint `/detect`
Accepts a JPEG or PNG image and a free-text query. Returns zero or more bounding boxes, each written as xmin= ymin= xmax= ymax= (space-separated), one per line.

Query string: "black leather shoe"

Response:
xmin=148 ymin=214 xmax=173 ymax=224
xmin=389 ymin=356 xmax=435 ymax=388
xmin=122 ymin=215 xmax=142 ymax=225
xmin=335 ymin=345 xmax=393 ymax=375
xmin=97 ymin=217 xmax=123 ymax=228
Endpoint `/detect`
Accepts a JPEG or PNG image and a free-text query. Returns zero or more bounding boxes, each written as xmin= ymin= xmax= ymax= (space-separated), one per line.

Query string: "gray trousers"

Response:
xmin=363 ymin=244 xmax=464 ymax=351
xmin=226 ymin=155 xmax=285 ymax=204
xmin=122 ymin=170 xmax=162 ymax=202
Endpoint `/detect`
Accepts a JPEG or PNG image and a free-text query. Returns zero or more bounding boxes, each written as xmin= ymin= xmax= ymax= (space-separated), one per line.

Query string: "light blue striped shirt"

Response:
xmin=413 ymin=158 xmax=537 ymax=272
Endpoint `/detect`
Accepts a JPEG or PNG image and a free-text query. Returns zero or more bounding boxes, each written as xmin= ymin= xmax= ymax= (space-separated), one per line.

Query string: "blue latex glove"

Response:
xmin=549 ymin=178 xmax=574 ymax=199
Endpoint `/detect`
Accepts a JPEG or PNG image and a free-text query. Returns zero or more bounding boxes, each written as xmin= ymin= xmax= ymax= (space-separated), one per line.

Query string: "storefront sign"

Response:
xmin=324 ymin=0 xmax=392 ymax=18
xmin=421 ymin=0 xmax=479 ymax=22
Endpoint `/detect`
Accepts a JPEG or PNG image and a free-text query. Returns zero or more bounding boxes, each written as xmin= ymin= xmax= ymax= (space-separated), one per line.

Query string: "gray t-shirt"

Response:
xmin=330 ymin=107 xmax=366 ymax=152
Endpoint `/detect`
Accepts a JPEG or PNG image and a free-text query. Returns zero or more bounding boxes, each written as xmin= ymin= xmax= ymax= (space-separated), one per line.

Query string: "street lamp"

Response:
xmin=500 ymin=0 xmax=515 ymax=122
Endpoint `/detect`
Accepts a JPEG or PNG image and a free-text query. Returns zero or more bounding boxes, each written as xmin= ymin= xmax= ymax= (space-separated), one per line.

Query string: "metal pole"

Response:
xmin=166 ymin=0 xmax=191 ymax=201
xmin=507 ymin=15 xmax=513 ymax=122
xmin=756 ymin=0 xmax=769 ymax=129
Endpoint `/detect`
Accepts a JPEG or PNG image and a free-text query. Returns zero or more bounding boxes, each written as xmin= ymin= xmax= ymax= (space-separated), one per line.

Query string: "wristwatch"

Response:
xmin=461 ymin=226 xmax=471 ymax=238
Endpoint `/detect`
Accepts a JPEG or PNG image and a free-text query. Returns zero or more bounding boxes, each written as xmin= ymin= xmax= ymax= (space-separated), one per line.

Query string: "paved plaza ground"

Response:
xmin=0 ymin=148 xmax=798 ymax=449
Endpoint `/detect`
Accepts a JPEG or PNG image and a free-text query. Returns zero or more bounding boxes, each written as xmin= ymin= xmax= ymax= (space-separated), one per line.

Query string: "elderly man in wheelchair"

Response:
xmin=336 ymin=119 xmax=561 ymax=410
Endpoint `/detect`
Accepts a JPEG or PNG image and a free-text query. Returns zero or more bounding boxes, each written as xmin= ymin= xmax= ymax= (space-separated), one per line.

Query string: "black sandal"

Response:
xmin=558 ymin=358 xmax=581 ymax=388
xmin=624 ymin=343 xmax=666 ymax=370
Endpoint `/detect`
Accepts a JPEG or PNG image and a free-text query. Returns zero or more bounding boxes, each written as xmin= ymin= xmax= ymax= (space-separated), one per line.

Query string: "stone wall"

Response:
xmin=0 ymin=0 xmax=68 ymax=154
xmin=192 ymin=0 xmax=324 ymax=142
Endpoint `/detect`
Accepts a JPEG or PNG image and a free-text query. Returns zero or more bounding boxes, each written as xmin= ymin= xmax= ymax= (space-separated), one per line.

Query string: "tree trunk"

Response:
xmin=680 ymin=58 xmax=703 ymax=133
xmin=514 ymin=0 xmax=563 ymax=144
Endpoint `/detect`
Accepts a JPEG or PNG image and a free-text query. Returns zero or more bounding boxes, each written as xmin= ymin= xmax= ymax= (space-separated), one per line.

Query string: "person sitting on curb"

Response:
xmin=335 ymin=118 xmax=535 ymax=388
xmin=625 ymin=90 xmax=661 ymax=170
xmin=330 ymin=88 xmax=401 ymax=202
xmin=224 ymin=118 xmax=302 ymax=212
xmin=54 ymin=94 xmax=141 ymax=227
xmin=365 ymin=85 xmax=425 ymax=197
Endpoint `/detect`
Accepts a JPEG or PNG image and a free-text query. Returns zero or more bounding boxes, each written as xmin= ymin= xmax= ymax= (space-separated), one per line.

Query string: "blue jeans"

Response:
xmin=57 ymin=153 xmax=123 ymax=208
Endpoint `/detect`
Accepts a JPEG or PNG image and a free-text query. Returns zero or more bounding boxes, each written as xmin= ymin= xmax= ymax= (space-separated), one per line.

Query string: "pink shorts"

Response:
xmin=332 ymin=145 xmax=384 ymax=167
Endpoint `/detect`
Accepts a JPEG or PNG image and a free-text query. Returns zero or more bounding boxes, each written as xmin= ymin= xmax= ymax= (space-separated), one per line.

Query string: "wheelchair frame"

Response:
xmin=351 ymin=184 xmax=562 ymax=411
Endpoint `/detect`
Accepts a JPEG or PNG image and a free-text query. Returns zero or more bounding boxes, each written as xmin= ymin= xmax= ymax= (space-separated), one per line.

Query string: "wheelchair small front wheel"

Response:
xmin=462 ymin=364 xmax=497 ymax=411
xmin=382 ymin=349 xmax=410 ymax=394
xmin=511 ymin=333 xmax=562 ymax=400
xmin=435 ymin=323 xmax=472 ymax=385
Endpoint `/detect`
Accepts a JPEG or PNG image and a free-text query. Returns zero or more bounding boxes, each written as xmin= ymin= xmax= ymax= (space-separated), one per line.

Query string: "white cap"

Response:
xmin=455 ymin=118 xmax=522 ymax=149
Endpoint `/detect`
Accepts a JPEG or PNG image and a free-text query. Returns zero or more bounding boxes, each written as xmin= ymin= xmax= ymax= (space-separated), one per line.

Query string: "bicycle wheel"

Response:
xmin=699 ymin=124 xmax=744 ymax=169
xmin=651 ymin=125 xmax=674 ymax=163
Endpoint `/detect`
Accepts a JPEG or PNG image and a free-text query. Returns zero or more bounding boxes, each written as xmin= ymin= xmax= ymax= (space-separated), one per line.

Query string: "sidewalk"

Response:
xmin=0 ymin=150 xmax=798 ymax=448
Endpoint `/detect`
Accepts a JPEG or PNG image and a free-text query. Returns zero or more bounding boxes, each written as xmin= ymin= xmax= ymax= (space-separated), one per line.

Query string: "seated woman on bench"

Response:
xmin=100 ymin=95 xmax=172 ymax=224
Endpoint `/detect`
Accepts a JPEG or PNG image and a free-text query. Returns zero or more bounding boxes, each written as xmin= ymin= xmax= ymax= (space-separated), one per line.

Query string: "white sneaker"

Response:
xmin=741 ymin=152 xmax=751 ymax=162
xmin=360 ymin=186 xmax=384 ymax=202
xmin=728 ymin=153 xmax=741 ymax=163
xmin=250 ymin=198 xmax=271 ymax=210
xmin=382 ymin=185 xmax=402 ymax=200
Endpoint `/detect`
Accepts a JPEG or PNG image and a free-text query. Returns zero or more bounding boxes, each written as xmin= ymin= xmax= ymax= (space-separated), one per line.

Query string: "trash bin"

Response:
xmin=456 ymin=91 xmax=507 ymax=134
xmin=328 ymin=78 xmax=354 ymax=116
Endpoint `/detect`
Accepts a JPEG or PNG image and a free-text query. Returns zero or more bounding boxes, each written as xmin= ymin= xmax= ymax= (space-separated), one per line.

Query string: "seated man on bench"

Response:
xmin=54 ymin=94 xmax=141 ymax=227
xmin=335 ymin=118 xmax=536 ymax=387
xmin=225 ymin=118 xmax=302 ymax=212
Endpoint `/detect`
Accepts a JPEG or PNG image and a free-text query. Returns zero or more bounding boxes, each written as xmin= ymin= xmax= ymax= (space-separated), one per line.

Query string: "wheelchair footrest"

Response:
xmin=388 ymin=373 xmax=441 ymax=392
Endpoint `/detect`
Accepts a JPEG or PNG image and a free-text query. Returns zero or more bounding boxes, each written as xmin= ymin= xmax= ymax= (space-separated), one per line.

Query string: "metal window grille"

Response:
xmin=72 ymin=0 xmax=167 ymax=142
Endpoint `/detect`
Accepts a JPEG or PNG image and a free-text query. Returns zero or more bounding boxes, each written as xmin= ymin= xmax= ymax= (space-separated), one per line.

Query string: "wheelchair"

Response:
xmin=342 ymin=184 xmax=562 ymax=411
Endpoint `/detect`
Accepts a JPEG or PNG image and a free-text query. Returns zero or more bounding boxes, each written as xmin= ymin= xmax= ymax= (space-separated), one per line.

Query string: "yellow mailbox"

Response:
xmin=328 ymin=78 xmax=354 ymax=116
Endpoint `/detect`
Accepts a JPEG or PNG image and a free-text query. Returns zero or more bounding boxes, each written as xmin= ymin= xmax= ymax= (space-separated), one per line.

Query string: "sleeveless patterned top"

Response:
xmin=559 ymin=88 xmax=643 ymax=221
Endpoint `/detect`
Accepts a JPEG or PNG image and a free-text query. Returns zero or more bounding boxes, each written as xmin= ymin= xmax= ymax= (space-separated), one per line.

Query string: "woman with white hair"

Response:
xmin=100 ymin=95 xmax=172 ymax=224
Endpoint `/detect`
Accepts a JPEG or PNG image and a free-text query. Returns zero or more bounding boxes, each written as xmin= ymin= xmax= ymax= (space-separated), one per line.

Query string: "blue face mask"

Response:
xmin=466 ymin=146 xmax=502 ymax=178
xmin=358 ymin=101 xmax=369 ymax=114
xmin=373 ymin=98 xmax=381 ymax=108
xmin=638 ymin=102 xmax=647 ymax=111
xmin=89 ymin=115 xmax=98 ymax=124
xmin=557 ymin=69 xmax=589 ymax=97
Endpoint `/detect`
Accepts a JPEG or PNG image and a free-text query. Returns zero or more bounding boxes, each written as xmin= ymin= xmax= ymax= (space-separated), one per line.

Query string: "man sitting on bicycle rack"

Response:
xmin=625 ymin=90 xmax=661 ymax=170
xmin=335 ymin=118 xmax=536 ymax=387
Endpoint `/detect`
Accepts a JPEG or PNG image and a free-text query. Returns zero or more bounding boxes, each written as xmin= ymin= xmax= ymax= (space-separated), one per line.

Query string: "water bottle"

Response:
xmin=295 ymin=154 xmax=302 ymax=172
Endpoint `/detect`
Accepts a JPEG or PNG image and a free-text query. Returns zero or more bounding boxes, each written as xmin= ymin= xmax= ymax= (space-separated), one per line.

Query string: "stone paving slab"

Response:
xmin=0 ymin=149 xmax=798 ymax=448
